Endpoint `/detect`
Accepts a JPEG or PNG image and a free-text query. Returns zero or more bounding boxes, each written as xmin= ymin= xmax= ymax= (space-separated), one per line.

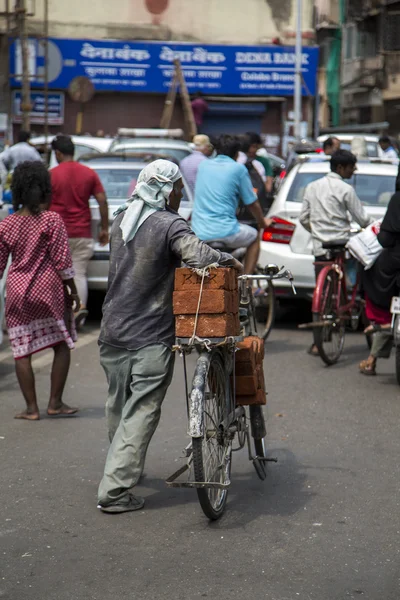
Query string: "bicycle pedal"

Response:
xmin=258 ymin=456 xmax=278 ymax=463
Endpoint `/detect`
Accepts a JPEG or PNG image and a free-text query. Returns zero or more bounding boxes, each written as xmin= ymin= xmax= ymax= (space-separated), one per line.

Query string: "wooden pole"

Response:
xmin=174 ymin=59 xmax=197 ymax=139
xmin=17 ymin=0 xmax=31 ymax=131
xmin=43 ymin=0 xmax=49 ymax=163
xmin=160 ymin=71 xmax=178 ymax=129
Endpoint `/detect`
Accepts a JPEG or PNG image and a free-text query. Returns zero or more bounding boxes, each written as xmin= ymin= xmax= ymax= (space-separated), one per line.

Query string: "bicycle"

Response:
xmin=311 ymin=240 xmax=370 ymax=366
xmin=166 ymin=264 xmax=296 ymax=520
xmin=207 ymin=242 xmax=276 ymax=341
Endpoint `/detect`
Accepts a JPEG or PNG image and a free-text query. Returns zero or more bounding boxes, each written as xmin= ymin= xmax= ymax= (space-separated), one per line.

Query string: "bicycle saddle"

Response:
xmin=322 ymin=240 xmax=348 ymax=250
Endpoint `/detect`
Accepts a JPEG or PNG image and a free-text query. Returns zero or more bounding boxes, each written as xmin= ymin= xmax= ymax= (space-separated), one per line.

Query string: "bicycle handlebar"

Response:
xmin=238 ymin=266 xmax=297 ymax=295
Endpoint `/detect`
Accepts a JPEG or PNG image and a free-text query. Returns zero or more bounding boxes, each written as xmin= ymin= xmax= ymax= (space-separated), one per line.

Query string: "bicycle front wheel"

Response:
xmin=313 ymin=269 xmax=345 ymax=365
xmin=256 ymin=280 xmax=276 ymax=341
xmin=192 ymin=351 xmax=232 ymax=520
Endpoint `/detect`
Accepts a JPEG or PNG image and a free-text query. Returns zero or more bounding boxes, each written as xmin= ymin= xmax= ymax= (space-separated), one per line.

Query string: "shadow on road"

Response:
xmin=138 ymin=447 xmax=312 ymax=530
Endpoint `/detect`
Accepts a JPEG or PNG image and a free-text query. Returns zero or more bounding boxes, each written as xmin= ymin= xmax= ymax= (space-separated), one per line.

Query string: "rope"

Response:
xmin=188 ymin=262 xmax=219 ymax=349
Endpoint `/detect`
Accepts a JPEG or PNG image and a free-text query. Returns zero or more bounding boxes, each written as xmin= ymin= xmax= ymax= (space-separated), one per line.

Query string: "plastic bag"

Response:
xmin=346 ymin=220 xmax=383 ymax=269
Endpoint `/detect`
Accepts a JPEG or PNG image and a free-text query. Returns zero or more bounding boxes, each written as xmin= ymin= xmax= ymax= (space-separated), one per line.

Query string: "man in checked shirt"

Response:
xmin=300 ymin=150 xmax=373 ymax=356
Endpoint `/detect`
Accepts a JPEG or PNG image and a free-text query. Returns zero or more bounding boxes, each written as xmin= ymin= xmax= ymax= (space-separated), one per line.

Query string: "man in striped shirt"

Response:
xmin=180 ymin=134 xmax=213 ymax=194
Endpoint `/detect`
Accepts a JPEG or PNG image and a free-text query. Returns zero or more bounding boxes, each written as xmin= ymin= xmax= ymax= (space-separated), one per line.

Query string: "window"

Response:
xmin=287 ymin=172 xmax=396 ymax=206
xmin=383 ymin=11 xmax=400 ymax=52
xmin=344 ymin=24 xmax=356 ymax=59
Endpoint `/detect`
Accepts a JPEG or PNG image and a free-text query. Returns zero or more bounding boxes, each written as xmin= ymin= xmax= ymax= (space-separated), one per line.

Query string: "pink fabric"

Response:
xmin=365 ymin=295 xmax=391 ymax=325
xmin=0 ymin=211 xmax=77 ymax=358
xmin=191 ymin=98 xmax=208 ymax=127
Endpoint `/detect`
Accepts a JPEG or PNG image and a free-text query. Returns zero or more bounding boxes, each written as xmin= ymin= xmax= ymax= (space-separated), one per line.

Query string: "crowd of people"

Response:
xmin=0 ymin=126 xmax=399 ymax=513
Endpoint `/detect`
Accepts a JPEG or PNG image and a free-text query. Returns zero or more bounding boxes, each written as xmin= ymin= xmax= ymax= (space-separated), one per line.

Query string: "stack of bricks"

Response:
xmin=174 ymin=267 xmax=240 ymax=338
xmin=234 ymin=336 xmax=266 ymax=406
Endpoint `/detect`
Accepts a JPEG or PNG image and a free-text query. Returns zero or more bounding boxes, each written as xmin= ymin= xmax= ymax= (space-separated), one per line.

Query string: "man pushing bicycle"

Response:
xmin=299 ymin=150 xmax=373 ymax=356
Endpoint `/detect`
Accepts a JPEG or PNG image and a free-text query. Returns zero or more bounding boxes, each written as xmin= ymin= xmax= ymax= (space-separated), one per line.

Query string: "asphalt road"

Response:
xmin=1 ymin=310 xmax=400 ymax=600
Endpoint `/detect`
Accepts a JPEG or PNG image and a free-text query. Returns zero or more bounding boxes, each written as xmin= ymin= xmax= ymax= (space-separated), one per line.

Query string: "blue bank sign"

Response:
xmin=12 ymin=91 xmax=64 ymax=125
xmin=10 ymin=38 xmax=319 ymax=97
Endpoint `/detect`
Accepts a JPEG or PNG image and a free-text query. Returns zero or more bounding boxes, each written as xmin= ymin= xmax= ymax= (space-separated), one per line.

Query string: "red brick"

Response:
xmin=234 ymin=373 xmax=258 ymax=396
xmin=175 ymin=267 xmax=237 ymax=292
xmin=235 ymin=361 xmax=255 ymax=376
xmin=236 ymin=389 xmax=267 ymax=406
xmin=175 ymin=313 xmax=240 ymax=338
xmin=173 ymin=289 xmax=239 ymax=315
xmin=257 ymin=365 xmax=266 ymax=392
xmin=235 ymin=336 xmax=264 ymax=368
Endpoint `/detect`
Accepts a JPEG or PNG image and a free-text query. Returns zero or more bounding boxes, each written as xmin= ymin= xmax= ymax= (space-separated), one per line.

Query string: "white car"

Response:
xmin=30 ymin=135 xmax=113 ymax=168
xmin=79 ymin=155 xmax=194 ymax=291
xmin=317 ymin=133 xmax=382 ymax=159
xmin=260 ymin=160 xmax=397 ymax=299
xmin=109 ymin=138 xmax=192 ymax=163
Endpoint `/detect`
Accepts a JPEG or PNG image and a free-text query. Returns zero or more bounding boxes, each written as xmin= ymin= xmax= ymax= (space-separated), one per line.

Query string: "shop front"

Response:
xmin=9 ymin=38 xmax=318 ymax=152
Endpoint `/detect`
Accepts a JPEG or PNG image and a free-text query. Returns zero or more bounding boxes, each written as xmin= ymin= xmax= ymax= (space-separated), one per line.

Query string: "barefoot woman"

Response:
xmin=0 ymin=161 xmax=80 ymax=419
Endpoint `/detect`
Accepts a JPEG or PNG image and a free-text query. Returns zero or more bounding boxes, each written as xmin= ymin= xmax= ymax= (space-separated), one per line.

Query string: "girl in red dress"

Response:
xmin=0 ymin=161 xmax=80 ymax=420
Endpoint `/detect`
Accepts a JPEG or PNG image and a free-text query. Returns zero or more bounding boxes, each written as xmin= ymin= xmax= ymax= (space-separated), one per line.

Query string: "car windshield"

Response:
xmin=94 ymin=168 xmax=141 ymax=200
xmin=287 ymin=172 xmax=396 ymax=206
xmin=336 ymin=142 xmax=378 ymax=158
xmin=93 ymin=167 xmax=192 ymax=204
xmin=111 ymin=145 xmax=190 ymax=162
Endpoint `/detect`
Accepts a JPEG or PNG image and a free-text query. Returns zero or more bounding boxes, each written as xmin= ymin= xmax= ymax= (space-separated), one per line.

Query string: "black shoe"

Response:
xmin=97 ymin=494 xmax=145 ymax=514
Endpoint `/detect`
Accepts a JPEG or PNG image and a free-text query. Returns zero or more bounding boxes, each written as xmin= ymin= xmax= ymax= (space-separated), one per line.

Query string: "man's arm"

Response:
xmin=91 ymin=171 xmax=109 ymax=245
xmin=247 ymin=200 xmax=274 ymax=230
xmin=299 ymin=193 xmax=311 ymax=232
xmin=95 ymin=192 xmax=109 ymax=245
xmin=345 ymin=188 xmax=373 ymax=229
xmin=238 ymin=166 xmax=272 ymax=228
xmin=169 ymin=219 xmax=242 ymax=271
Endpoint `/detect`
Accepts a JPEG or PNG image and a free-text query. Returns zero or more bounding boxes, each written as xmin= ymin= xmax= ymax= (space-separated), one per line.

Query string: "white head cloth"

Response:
xmin=118 ymin=159 xmax=182 ymax=244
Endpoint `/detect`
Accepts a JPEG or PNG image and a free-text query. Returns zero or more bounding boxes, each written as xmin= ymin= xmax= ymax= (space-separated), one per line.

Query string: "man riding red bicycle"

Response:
xmin=299 ymin=150 xmax=374 ymax=356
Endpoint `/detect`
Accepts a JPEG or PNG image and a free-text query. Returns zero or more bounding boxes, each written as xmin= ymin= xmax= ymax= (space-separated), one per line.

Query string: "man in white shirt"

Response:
xmin=300 ymin=149 xmax=373 ymax=355
xmin=378 ymin=136 xmax=398 ymax=161
xmin=0 ymin=131 xmax=41 ymax=172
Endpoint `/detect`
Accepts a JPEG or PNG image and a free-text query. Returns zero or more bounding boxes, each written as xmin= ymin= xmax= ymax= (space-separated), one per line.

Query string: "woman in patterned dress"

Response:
xmin=0 ymin=161 xmax=80 ymax=420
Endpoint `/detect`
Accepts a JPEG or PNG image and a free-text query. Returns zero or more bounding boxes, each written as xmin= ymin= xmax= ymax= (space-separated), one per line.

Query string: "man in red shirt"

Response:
xmin=191 ymin=91 xmax=208 ymax=131
xmin=50 ymin=135 xmax=109 ymax=327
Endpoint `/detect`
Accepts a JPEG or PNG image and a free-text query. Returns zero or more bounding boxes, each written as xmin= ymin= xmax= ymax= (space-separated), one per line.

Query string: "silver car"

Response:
xmin=260 ymin=159 xmax=397 ymax=299
xmin=109 ymin=138 xmax=192 ymax=163
xmin=81 ymin=156 xmax=194 ymax=291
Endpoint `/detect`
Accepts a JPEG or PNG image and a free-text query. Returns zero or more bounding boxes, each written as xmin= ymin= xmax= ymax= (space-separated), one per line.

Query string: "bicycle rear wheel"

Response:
xmin=313 ymin=269 xmax=345 ymax=365
xmin=192 ymin=351 xmax=232 ymax=520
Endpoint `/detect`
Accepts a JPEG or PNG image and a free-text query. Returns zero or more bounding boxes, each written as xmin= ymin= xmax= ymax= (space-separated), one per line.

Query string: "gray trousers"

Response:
xmin=371 ymin=330 xmax=393 ymax=359
xmin=98 ymin=342 xmax=175 ymax=506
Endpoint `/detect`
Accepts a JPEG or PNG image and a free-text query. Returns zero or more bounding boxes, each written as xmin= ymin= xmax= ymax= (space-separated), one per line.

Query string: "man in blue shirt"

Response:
xmin=191 ymin=134 xmax=273 ymax=273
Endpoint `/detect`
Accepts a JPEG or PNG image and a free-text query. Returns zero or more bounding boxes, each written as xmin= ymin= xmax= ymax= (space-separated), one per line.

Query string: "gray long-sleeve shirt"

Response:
xmin=99 ymin=207 xmax=236 ymax=351
xmin=0 ymin=142 xmax=42 ymax=171
xmin=299 ymin=172 xmax=373 ymax=257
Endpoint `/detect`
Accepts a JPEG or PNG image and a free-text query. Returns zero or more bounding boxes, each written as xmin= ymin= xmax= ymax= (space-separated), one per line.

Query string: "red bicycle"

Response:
xmin=312 ymin=240 xmax=370 ymax=365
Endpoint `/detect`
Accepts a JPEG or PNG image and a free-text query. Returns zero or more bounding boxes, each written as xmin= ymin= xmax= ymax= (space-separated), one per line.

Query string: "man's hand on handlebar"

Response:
xmin=231 ymin=258 xmax=244 ymax=273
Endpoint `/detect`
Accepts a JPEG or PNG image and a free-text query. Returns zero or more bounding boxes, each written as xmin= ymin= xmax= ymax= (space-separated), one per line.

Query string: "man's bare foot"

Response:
xmin=47 ymin=403 xmax=79 ymax=417
xmin=14 ymin=410 xmax=40 ymax=421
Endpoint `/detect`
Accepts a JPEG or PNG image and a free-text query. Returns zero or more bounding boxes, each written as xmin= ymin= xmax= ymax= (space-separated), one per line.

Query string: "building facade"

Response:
xmin=1 ymin=0 xmax=318 ymax=153
xmin=340 ymin=0 xmax=400 ymax=131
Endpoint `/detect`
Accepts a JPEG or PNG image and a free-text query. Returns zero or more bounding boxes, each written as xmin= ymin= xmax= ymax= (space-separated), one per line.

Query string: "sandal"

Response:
xmin=359 ymin=359 xmax=376 ymax=376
